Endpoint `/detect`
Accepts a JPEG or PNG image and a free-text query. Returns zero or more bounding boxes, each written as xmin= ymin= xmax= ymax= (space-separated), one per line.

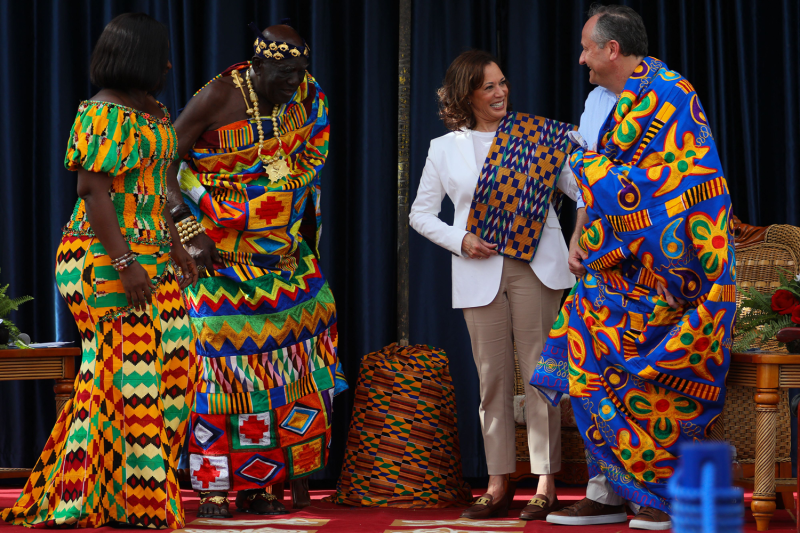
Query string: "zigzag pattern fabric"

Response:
xmin=530 ymin=57 xmax=734 ymax=514
xmin=2 ymin=100 xmax=194 ymax=529
xmin=2 ymin=236 xmax=195 ymax=529
xmin=181 ymin=63 xmax=346 ymax=491
xmin=329 ymin=344 xmax=472 ymax=508
xmin=466 ymin=111 xmax=576 ymax=262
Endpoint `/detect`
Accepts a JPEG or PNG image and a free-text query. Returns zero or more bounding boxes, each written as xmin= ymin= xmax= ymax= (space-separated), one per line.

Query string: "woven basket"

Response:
xmin=329 ymin=343 xmax=472 ymax=508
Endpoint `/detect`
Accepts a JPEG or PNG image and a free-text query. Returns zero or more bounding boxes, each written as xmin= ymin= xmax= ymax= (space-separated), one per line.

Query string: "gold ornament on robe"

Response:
xmin=264 ymin=157 xmax=291 ymax=183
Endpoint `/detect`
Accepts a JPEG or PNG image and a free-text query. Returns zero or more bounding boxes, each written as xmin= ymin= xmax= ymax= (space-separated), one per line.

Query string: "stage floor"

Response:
xmin=0 ymin=486 xmax=797 ymax=532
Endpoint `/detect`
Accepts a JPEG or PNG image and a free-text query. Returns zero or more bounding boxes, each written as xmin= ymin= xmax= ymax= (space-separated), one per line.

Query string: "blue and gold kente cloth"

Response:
xmin=530 ymin=57 xmax=735 ymax=513
xmin=178 ymin=63 xmax=347 ymax=492
xmin=466 ymin=111 xmax=576 ymax=262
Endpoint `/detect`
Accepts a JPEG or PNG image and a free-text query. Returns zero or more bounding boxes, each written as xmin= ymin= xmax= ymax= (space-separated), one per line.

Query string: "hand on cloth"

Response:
xmin=170 ymin=246 xmax=199 ymax=289
xmin=568 ymin=241 xmax=588 ymax=277
xmin=657 ymin=282 xmax=687 ymax=309
xmin=184 ymin=233 xmax=223 ymax=276
xmin=461 ymin=233 xmax=498 ymax=259
xmin=119 ymin=262 xmax=157 ymax=311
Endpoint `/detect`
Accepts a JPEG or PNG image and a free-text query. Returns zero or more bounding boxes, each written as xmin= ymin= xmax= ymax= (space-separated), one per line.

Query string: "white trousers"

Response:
xmin=587 ymin=473 xmax=640 ymax=513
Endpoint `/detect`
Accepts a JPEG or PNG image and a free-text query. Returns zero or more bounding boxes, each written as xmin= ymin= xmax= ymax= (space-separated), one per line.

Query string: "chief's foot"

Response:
xmin=291 ymin=477 xmax=311 ymax=509
xmin=629 ymin=506 xmax=672 ymax=530
xmin=236 ymin=489 xmax=288 ymax=515
xmin=546 ymin=497 xmax=627 ymax=525
xmin=197 ymin=491 xmax=232 ymax=519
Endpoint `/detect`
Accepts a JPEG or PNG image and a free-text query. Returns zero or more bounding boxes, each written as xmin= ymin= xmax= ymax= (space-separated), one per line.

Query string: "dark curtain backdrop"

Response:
xmin=1 ymin=0 xmax=798 ymax=482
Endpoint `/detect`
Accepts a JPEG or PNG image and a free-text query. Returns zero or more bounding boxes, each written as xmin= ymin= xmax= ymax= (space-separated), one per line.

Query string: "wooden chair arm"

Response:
xmin=731 ymin=213 xmax=769 ymax=247
xmin=775 ymin=327 xmax=800 ymax=343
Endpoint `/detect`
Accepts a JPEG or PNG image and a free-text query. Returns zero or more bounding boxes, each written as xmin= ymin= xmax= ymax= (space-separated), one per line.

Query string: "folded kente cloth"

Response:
xmin=465 ymin=111 xmax=577 ymax=262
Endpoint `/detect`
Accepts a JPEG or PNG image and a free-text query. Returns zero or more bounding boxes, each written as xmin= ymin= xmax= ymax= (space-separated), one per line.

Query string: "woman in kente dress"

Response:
xmin=1 ymin=13 xmax=198 ymax=529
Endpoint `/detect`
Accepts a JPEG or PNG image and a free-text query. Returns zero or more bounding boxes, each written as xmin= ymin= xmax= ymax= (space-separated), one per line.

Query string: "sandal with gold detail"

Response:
xmin=520 ymin=493 xmax=559 ymax=520
xmin=197 ymin=491 xmax=232 ymax=519
xmin=235 ymin=488 xmax=289 ymax=515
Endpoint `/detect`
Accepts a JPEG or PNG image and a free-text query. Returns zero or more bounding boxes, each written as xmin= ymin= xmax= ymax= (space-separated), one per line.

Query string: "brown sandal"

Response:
xmin=235 ymin=489 xmax=288 ymax=515
xmin=197 ymin=492 xmax=232 ymax=519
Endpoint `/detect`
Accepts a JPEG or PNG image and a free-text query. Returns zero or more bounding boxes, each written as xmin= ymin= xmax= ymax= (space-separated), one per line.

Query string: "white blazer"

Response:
xmin=409 ymin=129 xmax=581 ymax=309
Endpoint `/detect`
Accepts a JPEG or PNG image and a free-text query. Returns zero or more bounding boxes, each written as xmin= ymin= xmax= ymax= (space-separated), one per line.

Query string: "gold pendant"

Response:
xmin=266 ymin=158 xmax=290 ymax=183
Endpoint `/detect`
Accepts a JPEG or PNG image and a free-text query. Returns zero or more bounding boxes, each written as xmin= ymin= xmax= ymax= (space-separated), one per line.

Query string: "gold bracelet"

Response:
xmin=176 ymin=216 xmax=206 ymax=244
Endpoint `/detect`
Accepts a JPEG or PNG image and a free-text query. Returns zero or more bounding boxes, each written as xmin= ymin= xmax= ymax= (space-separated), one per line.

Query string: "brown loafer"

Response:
xmin=460 ymin=492 xmax=510 ymax=519
xmin=629 ymin=506 xmax=672 ymax=530
xmin=519 ymin=493 xmax=559 ymax=521
xmin=546 ymin=497 xmax=627 ymax=525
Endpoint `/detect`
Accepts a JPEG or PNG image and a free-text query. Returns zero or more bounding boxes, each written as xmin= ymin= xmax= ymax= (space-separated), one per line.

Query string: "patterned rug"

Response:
xmin=0 ymin=487 xmax=796 ymax=531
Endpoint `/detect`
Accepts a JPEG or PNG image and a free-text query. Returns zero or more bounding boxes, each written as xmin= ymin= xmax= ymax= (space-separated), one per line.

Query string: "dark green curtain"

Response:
xmin=1 ymin=0 xmax=798 ymax=482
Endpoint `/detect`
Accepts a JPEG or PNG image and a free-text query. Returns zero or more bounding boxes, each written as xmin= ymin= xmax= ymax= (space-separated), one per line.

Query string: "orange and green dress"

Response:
xmin=1 ymin=101 xmax=195 ymax=529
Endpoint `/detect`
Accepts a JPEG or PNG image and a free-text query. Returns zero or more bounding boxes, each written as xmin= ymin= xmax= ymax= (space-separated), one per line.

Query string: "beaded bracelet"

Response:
xmin=111 ymin=251 xmax=134 ymax=267
xmin=176 ymin=216 xmax=206 ymax=245
xmin=111 ymin=251 xmax=138 ymax=272
xmin=170 ymin=203 xmax=194 ymax=224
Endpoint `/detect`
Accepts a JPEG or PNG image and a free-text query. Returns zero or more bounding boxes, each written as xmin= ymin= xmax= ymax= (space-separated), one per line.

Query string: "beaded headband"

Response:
xmin=248 ymin=22 xmax=310 ymax=61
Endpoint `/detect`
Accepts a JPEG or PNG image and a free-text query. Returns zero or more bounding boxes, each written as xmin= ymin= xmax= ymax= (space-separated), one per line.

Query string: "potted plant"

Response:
xmin=0 ymin=268 xmax=33 ymax=349
xmin=733 ymin=269 xmax=800 ymax=353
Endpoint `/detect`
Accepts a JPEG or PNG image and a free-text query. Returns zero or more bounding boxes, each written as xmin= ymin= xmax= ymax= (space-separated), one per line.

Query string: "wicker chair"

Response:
xmin=724 ymin=218 xmax=800 ymax=522
xmin=512 ymin=218 xmax=800 ymax=503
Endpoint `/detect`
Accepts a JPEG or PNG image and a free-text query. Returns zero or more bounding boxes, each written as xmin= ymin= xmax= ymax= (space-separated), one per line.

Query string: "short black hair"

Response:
xmin=90 ymin=13 xmax=170 ymax=94
xmin=587 ymin=3 xmax=648 ymax=58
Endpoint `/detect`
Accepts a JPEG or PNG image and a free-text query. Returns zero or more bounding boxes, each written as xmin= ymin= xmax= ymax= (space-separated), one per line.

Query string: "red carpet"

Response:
xmin=0 ymin=486 xmax=796 ymax=531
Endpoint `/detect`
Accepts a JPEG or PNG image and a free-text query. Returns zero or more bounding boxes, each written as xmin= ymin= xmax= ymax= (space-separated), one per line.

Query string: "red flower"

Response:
xmin=772 ymin=289 xmax=798 ymax=315
xmin=793 ymin=306 xmax=800 ymax=325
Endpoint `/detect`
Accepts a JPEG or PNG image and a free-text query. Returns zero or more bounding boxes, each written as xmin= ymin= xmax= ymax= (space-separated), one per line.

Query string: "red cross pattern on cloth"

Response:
xmin=240 ymin=414 xmax=270 ymax=444
xmin=194 ymin=458 xmax=221 ymax=489
xmin=254 ymin=196 xmax=286 ymax=226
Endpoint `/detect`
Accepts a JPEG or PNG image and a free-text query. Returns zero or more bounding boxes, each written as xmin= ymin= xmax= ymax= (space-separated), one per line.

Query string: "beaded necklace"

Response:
xmin=230 ymin=66 xmax=290 ymax=184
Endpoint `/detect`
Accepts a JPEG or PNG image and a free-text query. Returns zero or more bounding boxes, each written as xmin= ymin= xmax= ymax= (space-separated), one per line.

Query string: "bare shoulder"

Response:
xmin=190 ymin=78 xmax=240 ymax=112
xmin=87 ymin=90 xmax=165 ymax=118
xmin=88 ymin=89 xmax=130 ymax=107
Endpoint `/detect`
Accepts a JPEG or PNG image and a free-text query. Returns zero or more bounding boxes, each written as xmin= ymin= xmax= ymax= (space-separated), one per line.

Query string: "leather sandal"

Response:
xmin=519 ymin=493 xmax=559 ymax=520
xmin=235 ymin=489 xmax=288 ymax=515
xmin=197 ymin=492 xmax=232 ymax=519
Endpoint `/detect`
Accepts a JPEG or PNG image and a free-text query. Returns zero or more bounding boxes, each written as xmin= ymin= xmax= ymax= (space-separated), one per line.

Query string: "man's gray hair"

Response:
xmin=587 ymin=3 xmax=648 ymax=58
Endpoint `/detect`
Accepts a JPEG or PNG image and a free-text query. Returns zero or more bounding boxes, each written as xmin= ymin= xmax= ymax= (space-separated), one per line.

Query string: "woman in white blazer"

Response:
xmin=409 ymin=50 xmax=582 ymax=520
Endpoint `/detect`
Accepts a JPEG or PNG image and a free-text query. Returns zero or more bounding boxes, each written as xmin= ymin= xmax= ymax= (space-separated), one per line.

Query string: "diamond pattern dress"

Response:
xmin=1 ymin=101 xmax=195 ymax=529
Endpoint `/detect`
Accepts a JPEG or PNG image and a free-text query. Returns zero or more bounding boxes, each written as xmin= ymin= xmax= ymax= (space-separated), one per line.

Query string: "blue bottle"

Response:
xmin=668 ymin=442 xmax=744 ymax=533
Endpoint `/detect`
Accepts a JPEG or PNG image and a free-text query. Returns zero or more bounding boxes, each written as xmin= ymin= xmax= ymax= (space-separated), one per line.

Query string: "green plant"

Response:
xmin=733 ymin=268 xmax=800 ymax=352
xmin=0 ymin=268 xmax=34 ymax=348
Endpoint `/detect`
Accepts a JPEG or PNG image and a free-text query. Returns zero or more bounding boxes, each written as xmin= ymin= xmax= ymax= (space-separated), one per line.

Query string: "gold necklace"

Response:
xmin=244 ymin=68 xmax=290 ymax=184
